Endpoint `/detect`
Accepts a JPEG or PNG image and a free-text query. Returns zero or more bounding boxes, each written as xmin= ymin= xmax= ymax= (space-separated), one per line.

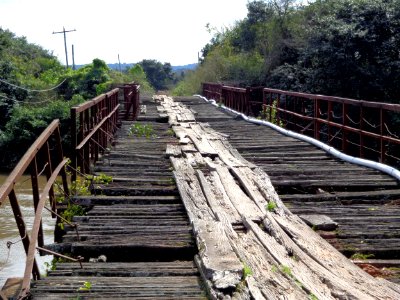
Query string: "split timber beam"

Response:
xmin=156 ymin=95 xmax=400 ymax=300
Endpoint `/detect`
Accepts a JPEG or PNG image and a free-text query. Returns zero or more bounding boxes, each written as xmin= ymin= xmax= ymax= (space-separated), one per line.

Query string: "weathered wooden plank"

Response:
xmin=195 ymin=220 xmax=242 ymax=290
xmin=196 ymin=170 xmax=242 ymax=224
xmin=171 ymin=158 xmax=215 ymax=223
xmin=273 ymin=213 xmax=400 ymax=298
xmin=186 ymin=131 xmax=218 ymax=157
xmin=214 ymin=164 xmax=263 ymax=220
xmin=166 ymin=144 xmax=182 ymax=157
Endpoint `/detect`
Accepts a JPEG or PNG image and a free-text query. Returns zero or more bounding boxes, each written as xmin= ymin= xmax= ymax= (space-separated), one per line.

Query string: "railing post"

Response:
xmin=327 ymin=100 xmax=332 ymax=145
xmin=9 ymin=190 xmax=41 ymax=279
xmin=276 ymin=94 xmax=281 ymax=126
xmin=55 ymin=125 xmax=69 ymax=197
xmin=245 ymin=87 xmax=251 ymax=115
xmin=314 ymin=98 xmax=320 ymax=140
xmin=380 ymin=107 xmax=385 ymax=163
xmin=360 ymin=105 xmax=365 ymax=158
xmin=71 ymin=107 xmax=77 ymax=181
xmin=342 ymin=103 xmax=349 ymax=154
xmin=30 ymin=158 xmax=44 ymax=249
xmin=43 ymin=142 xmax=56 ymax=216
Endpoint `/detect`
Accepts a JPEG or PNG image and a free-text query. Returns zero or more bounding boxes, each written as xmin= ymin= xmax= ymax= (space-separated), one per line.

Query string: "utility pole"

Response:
xmin=52 ymin=27 xmax=76 ymax=68
xmin=72 ymin=44 xmax=76 ymax=70
xmin=118 ymin=54 xmax=122 ymax=73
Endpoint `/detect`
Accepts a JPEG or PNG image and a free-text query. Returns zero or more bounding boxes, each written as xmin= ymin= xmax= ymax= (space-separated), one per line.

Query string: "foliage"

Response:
xmin=243 ymin=263 xmax=253 ymax=279
xmin=78 ymin=281 xmax=92 ymax=291
xmin=176 ymin=0 xmax=400 ymax=104
xmin=126 ymin=64 xmax=155 ymax=94
xmin=0 ymin=29 xmax=149 ymax=170
xmin=280 ymin=264 xmax=292 ymax=277
xmin=0 ymin=28 xmax=65 ymax=129
xmin=58 ymin=203 xmax=86 ymax=230
xmin=87 ymin=173 xmax=113 ymax=184
xmin=0 ymin=96 xmax=84 ymax=168
xmin=128 ymin=123 xmax=157 ymax=139
xmin=350 ymin=253 xmax=375 ymax=260
xmin=58 ymin=58 xmax=112 ymax=100
xmin=138 ymin=59 xmax=175 ymax=91
xmin=309 ymin=294 xmax=319 ymax=300
xmin=267 ymin=200 xmax=277 ymax=212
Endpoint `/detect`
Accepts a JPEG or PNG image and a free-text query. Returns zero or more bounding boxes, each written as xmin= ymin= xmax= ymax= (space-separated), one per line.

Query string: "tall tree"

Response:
xmin=138 ymin=59 xmax=175 ymax=90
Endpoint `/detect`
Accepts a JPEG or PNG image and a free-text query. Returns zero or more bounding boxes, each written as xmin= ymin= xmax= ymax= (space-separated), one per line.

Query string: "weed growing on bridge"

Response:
xmin=78 ymin=281 xmax=92 ymax=291
xmin=267 ymin=201 xmax=277 ymax=212
xmin=88 ymin=173 xmax=113 ymax=184
xmin=259 ymin=100 xmax=284 ymax=127
xmin=350 ymin=253 xmax=375 ymax=260
xmin=243 ymin=263 xmax=253 ymax=279
xmin=128 ymin=123 xmax=157 ymax=139
xmin=280 ymin=265 xmax=292 ymax=277
xmin=166 ymin=128 xmax=175 ymax=136
xmin=59 ymin=203 xmax=85 ymax=230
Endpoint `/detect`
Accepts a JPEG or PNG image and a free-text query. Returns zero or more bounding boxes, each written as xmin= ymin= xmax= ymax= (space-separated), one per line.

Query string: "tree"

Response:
xmin=138 ymin=59 xmax=175 ymax=91
xmin=282 ymin=0 xmax=400 ymax=102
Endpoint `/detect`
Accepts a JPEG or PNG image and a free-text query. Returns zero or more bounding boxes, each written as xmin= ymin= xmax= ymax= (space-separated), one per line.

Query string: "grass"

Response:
xmin=243 ymin=263 xmax=253 ymax=279
xmin=128 ymin=123 xmax=157 ymax=139
xmin=350 ymin=253 xmax=375 ymax=260
xmin=280 ymin=265 xmax=292 ymax=277
xmin=266 ymin=201 xmax=277 ymax=212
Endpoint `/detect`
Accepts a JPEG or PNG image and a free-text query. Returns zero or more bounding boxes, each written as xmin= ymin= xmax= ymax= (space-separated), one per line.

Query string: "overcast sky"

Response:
xmin=0 ymin=0 xmax=250 ymax=66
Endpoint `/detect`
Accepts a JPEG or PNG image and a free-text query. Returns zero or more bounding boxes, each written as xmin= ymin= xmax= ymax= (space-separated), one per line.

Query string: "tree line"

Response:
xmin=0 ymin=28 xmax=176 ymax=169
xmin=173 ymin=0 xmax=400 ymax=105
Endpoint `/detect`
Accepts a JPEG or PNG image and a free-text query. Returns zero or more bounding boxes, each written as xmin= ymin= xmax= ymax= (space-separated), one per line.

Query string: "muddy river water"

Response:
xmin=0 ymin=174 xmax=55 ymax=288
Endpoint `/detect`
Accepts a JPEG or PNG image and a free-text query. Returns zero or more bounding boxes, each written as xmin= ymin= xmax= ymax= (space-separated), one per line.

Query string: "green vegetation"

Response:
xmin=350 ymin=253 xmax=375 ymax=260
xmin=88 ymin=173 xmax=113 ymax=184
xmin=173 ymin=0 xmax=400 ymax=105
xmin=309 ymin=294 xmax=319 ymax=300
xmin=243 ymin=263 xmax=253 ymax=279
xmin=128 ymin=123 xmax=157 ymax=139
xmin=78 ymin=281 xmax=92 ymax=291
xmin=137 ymin=59 xmax=175 ymax=91
xmin=267 ymin=200 xmax=277 ymax=212
xmin=4 ymin=0 xmax=400 ymax=166
xmin=0 ymin=28 xmax=156 ymax=169
xmin=58 ymin=203 xmax=86 ymax=231
xmin=280 ymin=264 xmax=292 ymax=277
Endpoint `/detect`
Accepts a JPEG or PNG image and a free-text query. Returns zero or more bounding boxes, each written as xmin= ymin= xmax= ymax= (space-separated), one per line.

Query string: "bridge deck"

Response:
xmin=27 ymin=95 xmax=400 ymax=299
xmin=176 ymin=96 xmax=400 ymax=282
xmin=28 ymin=101 xmax=206 ymax=299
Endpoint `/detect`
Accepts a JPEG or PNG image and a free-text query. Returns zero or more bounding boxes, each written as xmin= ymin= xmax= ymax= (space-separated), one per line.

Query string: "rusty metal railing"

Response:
xmin=70 ymin=84 xmax=141 ymax=180
xmin=0 ymin=120 xmax=70 ymax=298
xmin=70 ymin=89 xmax=120 ymax=180
xmin=202 ymin=82 xmax=400 ymax=167
xmin=202 ymin=83 xmax=263 ymax=117
xmin=122 ymin=82 xmax=140 ymax=120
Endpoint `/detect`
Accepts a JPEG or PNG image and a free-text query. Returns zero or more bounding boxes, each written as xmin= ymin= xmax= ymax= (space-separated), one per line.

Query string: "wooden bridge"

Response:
xmin=1 ymin=83 xmax=400 ymax=299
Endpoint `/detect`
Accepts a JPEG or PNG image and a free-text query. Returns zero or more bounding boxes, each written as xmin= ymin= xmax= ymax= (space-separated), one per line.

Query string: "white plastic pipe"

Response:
xmin=195 ymin=95 xmax=400 ymax=181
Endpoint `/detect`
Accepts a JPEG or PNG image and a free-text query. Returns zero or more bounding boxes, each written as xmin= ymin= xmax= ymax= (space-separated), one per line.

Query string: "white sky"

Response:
xmin=0 ymin=0 xmax=250 ymax=66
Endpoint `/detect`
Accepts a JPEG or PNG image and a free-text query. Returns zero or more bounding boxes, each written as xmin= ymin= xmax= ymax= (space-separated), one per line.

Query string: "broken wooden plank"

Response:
xmin=213 ymin=164 xmax=263 ymax=221
xmin=195 ymin=220 xmax=242 ymax=290
xmin=165 ymin=144 xmax=182 ymax=158
xmin=196 ymin=170 xmax=242 ymax=224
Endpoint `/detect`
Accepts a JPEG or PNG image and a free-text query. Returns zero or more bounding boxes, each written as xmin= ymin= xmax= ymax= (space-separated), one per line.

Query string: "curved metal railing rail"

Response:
xmin=202 ymin=82 xmax=400 ymax=167
xmin=0 ymin=120 xmax=70 ymax=298
xmin=0 ymin=82 xmax=141 ymax=298
xmin=70 ymin=88 xmax=120 ymax=180
xmin=70 ymin=83 xmax=140 ymax=180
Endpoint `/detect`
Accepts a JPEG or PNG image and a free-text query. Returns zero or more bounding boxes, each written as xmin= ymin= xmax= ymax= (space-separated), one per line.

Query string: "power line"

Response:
xmin=0 ymin=78 xmax=67 ymax=92
xmin=52 ymin=27 xmax=76 ymax=68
